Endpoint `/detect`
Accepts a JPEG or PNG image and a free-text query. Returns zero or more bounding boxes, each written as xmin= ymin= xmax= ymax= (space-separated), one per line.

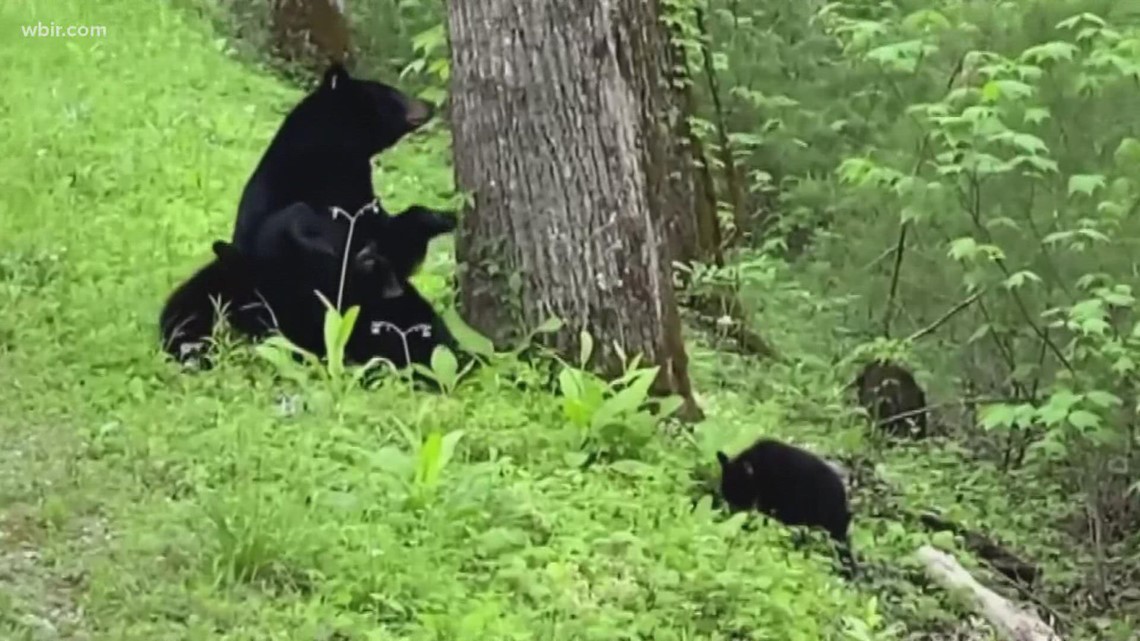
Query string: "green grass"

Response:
xmin=0 ymin=0 xmax=1122 ymax=639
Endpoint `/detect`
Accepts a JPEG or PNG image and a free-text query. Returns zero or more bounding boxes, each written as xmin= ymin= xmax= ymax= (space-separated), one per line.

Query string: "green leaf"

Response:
xmin=1085 ymin=390 xmax=1121 ymax=409
xmin=430 ymin=345 xmax=459 ymax=389
xmin=947 ymin=236 xmax=979 ymax=261
xmin=1067 ymin=410 xmax=1100 ymax=431
xmin=653 ymin=395 xmax=685 ymax=419
xmin=979 ymin=404 xmax=1017 ymax=430
xmin=416 ymin=431 xmax=443 ymax=487
xmin=578 ymin=330 xmax=594 ymax=368
xmin=1002 ymin=270 xmax=1042 ymax=290
xmin=533 ymin=316 xmax=564 ymax=334
xmin=438 ymin=429 xmax=466 ymax=474
xmin=441 ymin=307 xmax=495 ymax=357
xmin=1023 ymin=107 xmax=1051 ymax=125
xmin=558 ymin=368 xmax=583 ymax=401
xmin=592 ymin=367 xmax=659 ymax=430
xmin=1019 ymin=41 xmax=1078 ymax=64
xmin=609 ymin=460 xmax=656 ymax=478
xmin=1067 ymin=174 xmax=1106 ymax=197
xmin=980 ymin=79 xmax=1033 ymax=102
xmin=1113 ymin=138 xmax=1140 ymax=168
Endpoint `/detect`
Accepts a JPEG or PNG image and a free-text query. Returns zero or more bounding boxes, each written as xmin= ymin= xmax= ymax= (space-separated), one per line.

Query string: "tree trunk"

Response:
xmin=271 ymin=0 xmax=351 ymax=70
xmin=447 ymin=0 xmax=702 ymax=419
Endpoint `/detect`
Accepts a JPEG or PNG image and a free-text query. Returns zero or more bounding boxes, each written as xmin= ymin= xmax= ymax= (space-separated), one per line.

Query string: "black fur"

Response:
xmin=346 ymin=280 xmax=459 ymax=371
xmin=716 ymin=438 xmax=857 ymax=577
xmin=232 ymin=62 xmax=435 ymax=254
xmin=854 ymin=360 xmax=928 ymax=438
xmin=158 ymin=243 xmax=267 ymax=366
xmin=158 ymin=202 xmax=404 ymax=365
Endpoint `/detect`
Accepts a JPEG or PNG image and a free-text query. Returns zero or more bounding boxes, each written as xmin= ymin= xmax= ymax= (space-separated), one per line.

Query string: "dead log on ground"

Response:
xmin=917 ymin=545 xmax=1062 ymax=641
xmin=918 ymin=511 xmax=1040 ymax=586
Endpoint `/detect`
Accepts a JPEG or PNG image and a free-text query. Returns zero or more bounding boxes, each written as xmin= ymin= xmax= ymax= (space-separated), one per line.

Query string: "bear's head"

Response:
xmin=300 ymin=63 xmax=435 ymax=156
xmin=354 ymin=205 xmax=458 ymax=281
xmin=715 ymin=450 xmax=757 ymax=511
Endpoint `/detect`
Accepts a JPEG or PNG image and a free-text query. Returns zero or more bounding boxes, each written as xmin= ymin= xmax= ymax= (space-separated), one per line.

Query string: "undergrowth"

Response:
xmin=0 ymin=0 xmax=1134 ymax=640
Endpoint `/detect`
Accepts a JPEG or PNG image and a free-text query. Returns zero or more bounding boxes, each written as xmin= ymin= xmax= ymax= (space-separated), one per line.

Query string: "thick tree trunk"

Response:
xmin=447 ymin=0 xmax=702 ymax=419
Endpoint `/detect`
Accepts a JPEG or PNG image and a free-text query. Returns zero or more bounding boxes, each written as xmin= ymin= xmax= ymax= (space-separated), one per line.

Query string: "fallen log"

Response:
xmin=917 ymin=511 xmax=1040 ymax=586
xmin=917 ymin=545 xmax=1062 ymax=641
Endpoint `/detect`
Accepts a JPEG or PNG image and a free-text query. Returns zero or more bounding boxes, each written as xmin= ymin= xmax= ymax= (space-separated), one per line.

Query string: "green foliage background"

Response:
xmin=1 ymin=0 xmax=1139 ymax=639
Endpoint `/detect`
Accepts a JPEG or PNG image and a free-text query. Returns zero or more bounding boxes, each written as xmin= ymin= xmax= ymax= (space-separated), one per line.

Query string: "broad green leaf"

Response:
xmin=1085 ymin=390 xmax=1122 ymax=409
xmin=430 ymin=345 xmax=459 ymax=391
xmin=948 ymin=237 xmax=979 ymax=260
xmin=578 ymin=330 xmax=594 ymax=368
xmin=1067 ymin=174 xmax=1106 ymax=197
xmin=1067 ymin=410 xmax=1100 ymax=430
xmin=441 ymin=306 xmax=495 ymax=357
xmin=558 ymin=368 xmax=583 ymax=400
xmin=1019 ymin=41 xmax=1078 ymax=64
xmin=416 ymin=431 xmax=443 ymax=486
xmin=533 ymin=316 xmax=564 ymax=334
xmin=438 ymin=429 xmax=466 ymax=472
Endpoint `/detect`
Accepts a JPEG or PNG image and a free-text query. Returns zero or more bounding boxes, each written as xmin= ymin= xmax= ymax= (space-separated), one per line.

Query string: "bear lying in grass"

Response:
xmin=159 ymin=202 xmax=404 ymax=366
xmin=160 ymin=201 xmax=461 ymax=376
xmin=716 ymin=438 xmax=857 ymax=577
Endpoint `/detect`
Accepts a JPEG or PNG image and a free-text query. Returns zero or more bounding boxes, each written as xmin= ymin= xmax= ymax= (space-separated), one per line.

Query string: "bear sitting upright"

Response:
xmin=716 ymin=438 xmax=857 ymax=578
xmin=231 ymin=62 xmax=435 ymax=255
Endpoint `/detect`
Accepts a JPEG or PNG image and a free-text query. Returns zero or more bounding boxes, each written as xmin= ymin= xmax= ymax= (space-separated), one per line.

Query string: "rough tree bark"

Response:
xmin=271 ymin=0 xmax=351 ymax=69
xmin=447 ymin=0 xmax=703 ymax=419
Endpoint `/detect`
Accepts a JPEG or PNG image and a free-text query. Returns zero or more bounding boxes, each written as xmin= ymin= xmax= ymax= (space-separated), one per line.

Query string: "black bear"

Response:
xmin=340 ymin=205 xmax=461 ymax=372
xmin=159 ymin=202 xmax=404 ymax=366
xmin=367 ymin=204 xmax=458 ymax=281
xmin=231 ymin=62 xmax=435 ymax=255
xmin=716 ymin=438 xmax=856 ymax=577
xmin=158 ymin=242 xmax=267 ymax=366
xmin=345 ymin=279 xmax=459 ymax=373
xmin=853 ymin=360 xmax=928 ymax=438
xmin=239 ymin=202 xmax=462 ymax=379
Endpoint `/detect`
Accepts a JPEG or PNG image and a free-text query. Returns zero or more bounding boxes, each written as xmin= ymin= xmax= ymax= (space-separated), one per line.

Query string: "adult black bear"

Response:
xmin=159 ymin=202 xmax=404 ymax=366
xmin=854 ymin=360 xmax=928 ymax=438
xmin=716 ymin=438 xmax=856 ymax=577
xmin=231 ymin=62 xmax=435 ymax=255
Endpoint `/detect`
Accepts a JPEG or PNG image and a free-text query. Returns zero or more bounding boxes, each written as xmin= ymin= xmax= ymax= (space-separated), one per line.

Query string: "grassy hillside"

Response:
xmin=0 ymin=0 xmax=1120 ymax=640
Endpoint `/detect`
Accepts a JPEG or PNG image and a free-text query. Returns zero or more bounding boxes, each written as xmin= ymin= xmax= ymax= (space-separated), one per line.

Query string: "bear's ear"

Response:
xmin=212 ymin=240 xmax=243 ymax=263
xmin=286 ymin=217 xmax=339 ymax=258
xmin=715 ymin=451 xmax=730 ymax=468
xmin=321 ymin=63 xmax=350 ymax=91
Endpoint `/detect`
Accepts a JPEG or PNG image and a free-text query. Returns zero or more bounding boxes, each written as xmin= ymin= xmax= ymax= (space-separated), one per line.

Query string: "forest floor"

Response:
xmin=0 ymin=0 xmax=1125 ymax=640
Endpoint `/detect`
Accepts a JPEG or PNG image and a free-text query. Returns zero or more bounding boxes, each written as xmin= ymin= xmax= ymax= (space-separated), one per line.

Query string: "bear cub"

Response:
xmin=854 ymin=360 xmax=928 ymax=438
xmin=716 ymin=438 xmax=856 ymax=577
xmin=159 ymin=202 xmax=405 ymax=366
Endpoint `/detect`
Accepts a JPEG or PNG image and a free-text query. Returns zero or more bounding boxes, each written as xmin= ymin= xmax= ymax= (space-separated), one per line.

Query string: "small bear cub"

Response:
xmin=716 ymin=438 xmax=856 ymax=577
xmin=854 ymin=359 xmax=928 ymax=438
